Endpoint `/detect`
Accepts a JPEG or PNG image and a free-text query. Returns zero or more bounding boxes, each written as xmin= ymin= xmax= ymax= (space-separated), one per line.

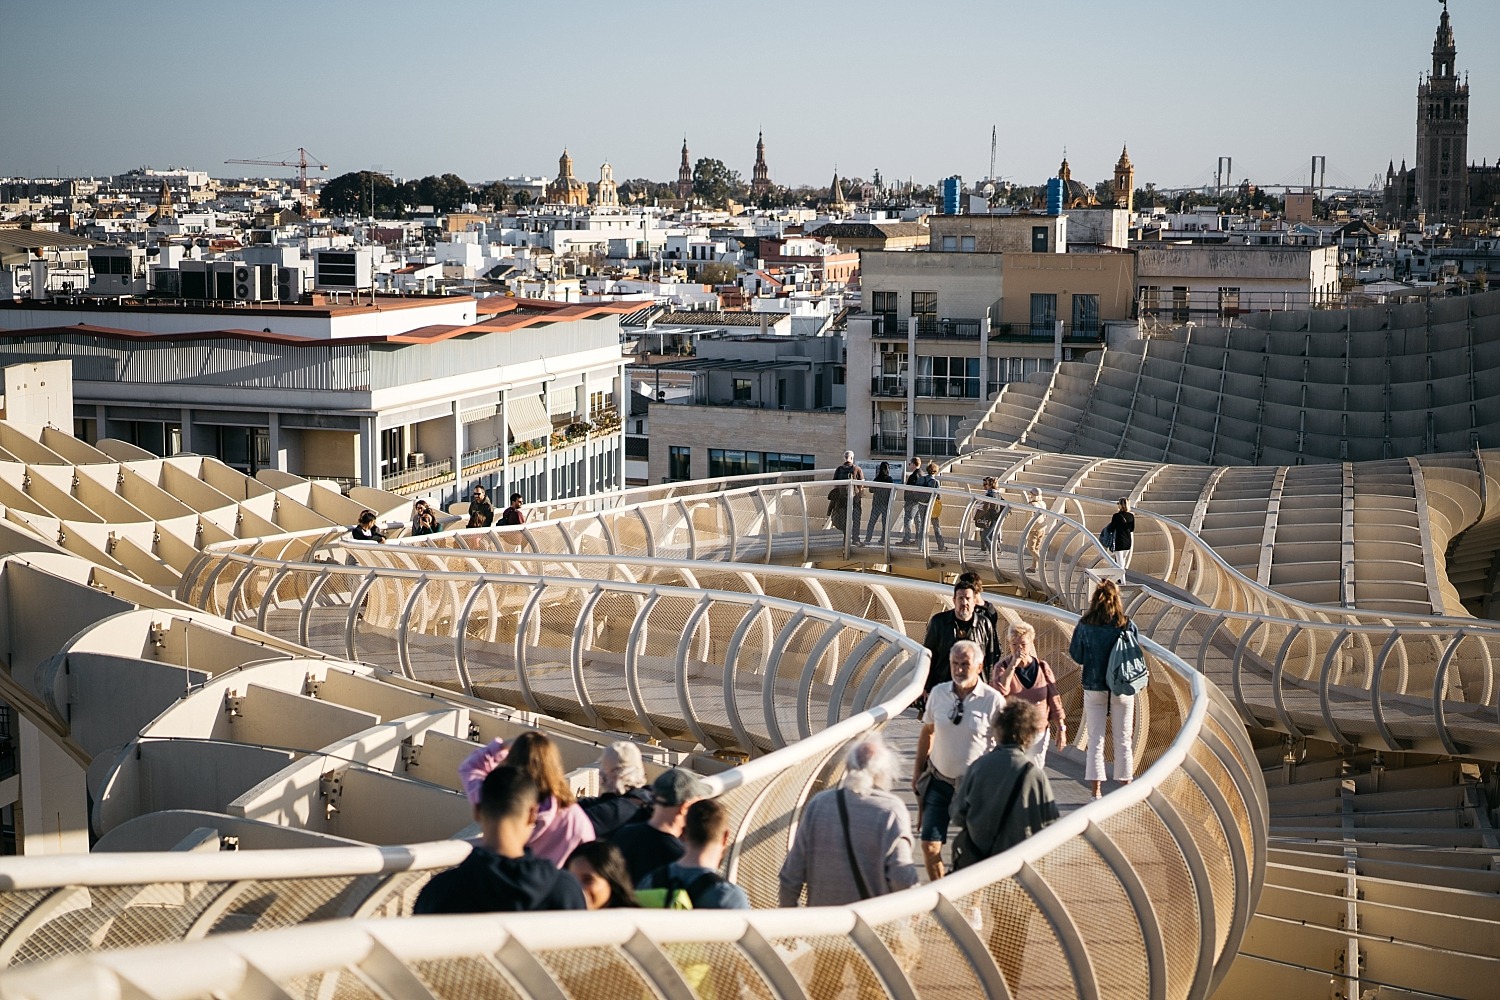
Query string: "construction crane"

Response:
xmin=224 ymin=148 xmax=329 ymax=197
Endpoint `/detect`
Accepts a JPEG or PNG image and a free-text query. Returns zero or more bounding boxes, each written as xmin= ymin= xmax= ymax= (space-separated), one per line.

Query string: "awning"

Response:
xmin=506 ymin=394 xmax=551 ymax=443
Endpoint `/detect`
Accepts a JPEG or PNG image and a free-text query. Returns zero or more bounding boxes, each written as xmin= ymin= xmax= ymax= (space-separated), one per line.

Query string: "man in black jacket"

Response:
xmin=921 ymin=576 xmax=1002 ymax=697
xmin=414 ymin=767 xmax=585 ymax=914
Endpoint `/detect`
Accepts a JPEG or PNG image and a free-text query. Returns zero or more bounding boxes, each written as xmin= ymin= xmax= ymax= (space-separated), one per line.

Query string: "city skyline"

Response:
xmin=4 ymin=0 xmax=1499 ymax=193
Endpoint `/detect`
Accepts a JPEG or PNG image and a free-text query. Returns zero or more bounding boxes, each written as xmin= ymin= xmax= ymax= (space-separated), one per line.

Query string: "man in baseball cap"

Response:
xmin=609 ymin=767 xmax=714 ymax=884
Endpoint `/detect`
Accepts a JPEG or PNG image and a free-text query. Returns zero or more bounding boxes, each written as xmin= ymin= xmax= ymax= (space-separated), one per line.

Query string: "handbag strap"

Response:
xmin=836 ymin=790 xmax=874 ymax=901
xmin=973 ymin=762 xmax=1035 ymax=859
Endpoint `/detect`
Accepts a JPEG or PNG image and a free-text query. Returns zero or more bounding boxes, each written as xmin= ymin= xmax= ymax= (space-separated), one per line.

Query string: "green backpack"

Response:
xmin=636 ymin=865 xmax=724 ymax=910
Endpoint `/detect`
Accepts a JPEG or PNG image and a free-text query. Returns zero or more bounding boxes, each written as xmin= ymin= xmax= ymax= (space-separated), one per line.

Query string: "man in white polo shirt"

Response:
xmin=911 ymin=639 xmax=1005 ymax=881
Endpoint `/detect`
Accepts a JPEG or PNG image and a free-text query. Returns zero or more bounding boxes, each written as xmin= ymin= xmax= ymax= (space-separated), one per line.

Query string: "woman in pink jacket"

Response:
xmin=458 ymin=731 xmax=595 ymax=865
xmin=989 ymin=621 xmax=1067 ymax=768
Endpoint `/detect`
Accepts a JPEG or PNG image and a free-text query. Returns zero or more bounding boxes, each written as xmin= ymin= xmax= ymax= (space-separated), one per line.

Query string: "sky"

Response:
xmin=3 ymin=0 xmax=1498 ymax=193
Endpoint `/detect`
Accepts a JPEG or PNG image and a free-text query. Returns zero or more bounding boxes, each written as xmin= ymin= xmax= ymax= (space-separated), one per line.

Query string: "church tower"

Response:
xmin=1113 ymin=146 xmax=1135 ymax=212
xmin=751 ymin=132 xmax=771 ymax=197
xmin=1416 ymin=1 xmax=1469 ymax=221
xmin=677 ymin=138 xmax=693 ymax=201
xmin=828 ymin=168 xmax=847 ymax=210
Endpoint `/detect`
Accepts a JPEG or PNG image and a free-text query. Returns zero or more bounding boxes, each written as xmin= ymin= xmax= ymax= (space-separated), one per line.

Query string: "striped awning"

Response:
xmin=505 ymin=394 xmax=551 ymax=443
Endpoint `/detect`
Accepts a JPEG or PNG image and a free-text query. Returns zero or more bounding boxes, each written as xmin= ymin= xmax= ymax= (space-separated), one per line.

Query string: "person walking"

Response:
xmin=779 ymin=732 xmax=919 ymax=906
xmin=414 ymin=768 xmax=586 ymax=914
xmin=975 ymin=476 xmax=1002 ymax=552
xmin=1108 ymin=497 xmax=1135 ymax=570
xmin=900 ymin=456 xmax=924 ymax=543
xmin=781 ymin=732 xmax=919 ymax=998
xmin=922 ymin=461 xmax=946 ymax=551
xmin=911 ymin=640 xmax=1005 ymax=881
xmin=505 ymin=731 xmax=595 ymax=866
xmin=576 ymin=741 xmax=654 ymax=837
xmin=1069 ymin=579 xmax=1137 ymax=799
xmin=829 ymin=450 xmax=865 ymax=541
xmin=609 ymin=767 xmax=711 ymax=885
xmin=564 ymin=841 xmax=639 ymax=909
xmin=989 ymin=621 xmax=1067 ymax=768
xmin=1024 ymin=488 xmax=1045 ymax=569
xmin=862 ymin=461 xmax=895 ymax=545
xmin=500 ymin=492 xmax=526 ymax=527
xmin=637 ymin=799 xmax=748 ymax=909
xmin=922 ymin=576 xmax=1002 ymax=701
xmin=951 ymin=700 xmax=1060 ymax=866
xmin=466 ymin=486 xmax=494 ymax=529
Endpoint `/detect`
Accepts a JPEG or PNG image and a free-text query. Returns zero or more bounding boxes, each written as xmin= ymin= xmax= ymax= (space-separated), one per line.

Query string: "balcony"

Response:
xmin=915 ymin=317 xmax=981 ymax=341
xmin=991 ymin=321 xmax=1105 ymax=344
xmin=870 ymin=374 xmax=907 ymax=397
xmin=914 ymin=376 xmax=981 ymax=400
xmin=381 ymin=457 xmax=453 ymax=494
xmin=913 ymin=436 xmax=959 ymax=458
xmin=869 ymin=431 xmax=907 ymax=455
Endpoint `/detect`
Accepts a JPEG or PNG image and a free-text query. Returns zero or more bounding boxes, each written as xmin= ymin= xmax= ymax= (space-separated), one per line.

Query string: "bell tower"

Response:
xmin=1415 ymin=1 xmax=1469 ymax=221
xmin=1113 ymin=146 xmax=1135 ymax=212
xmin=751 ymin=132 xmax=771 ymax=197
xmin=677 ymin=138 xmax=693 ymax=201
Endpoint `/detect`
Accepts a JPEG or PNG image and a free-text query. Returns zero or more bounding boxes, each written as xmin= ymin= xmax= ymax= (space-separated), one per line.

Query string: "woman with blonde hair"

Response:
xmin=1068 ymin=579 xmax=1137 ymax=799
xmin=990 ymin=621 xmax=1066 ymax=767
xmin=506 ymin=731 xmax=595 ymax=864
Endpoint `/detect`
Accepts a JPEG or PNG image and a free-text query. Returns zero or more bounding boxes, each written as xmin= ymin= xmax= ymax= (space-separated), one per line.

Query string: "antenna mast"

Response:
xmin=989 ymin=126 xmax=997 ymax=182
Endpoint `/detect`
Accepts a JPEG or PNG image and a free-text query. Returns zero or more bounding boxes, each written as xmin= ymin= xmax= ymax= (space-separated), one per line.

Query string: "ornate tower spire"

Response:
xmin=829 ymin=167 xmax=847 ymax=209
xmin=1113 ymin=145 xmax=1135 ymax=212
xmin=751 ymin=131 xmax=771 ymax=197
xmin=677 ymin=137 xmax=693 ymax=201
xmin=1415 ymin=0 xmax=1468 ymax=221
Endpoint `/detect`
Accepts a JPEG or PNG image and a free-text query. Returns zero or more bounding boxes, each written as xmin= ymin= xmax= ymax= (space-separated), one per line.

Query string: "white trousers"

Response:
xmin=1114 ymin=545 xmax=1133 ymax=570
xmin=1022 ymin=726 xmax=1049 ymax=770
xmin=1083 ymin=689 xmax=1135 ymax=782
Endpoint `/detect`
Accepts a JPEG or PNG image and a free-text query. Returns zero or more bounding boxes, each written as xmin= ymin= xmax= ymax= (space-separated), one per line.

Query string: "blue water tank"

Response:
xmin=1046 ymin=178 xmax=1063 ymax=216
xmin=942 ymin=177 xmax=962 ymax=215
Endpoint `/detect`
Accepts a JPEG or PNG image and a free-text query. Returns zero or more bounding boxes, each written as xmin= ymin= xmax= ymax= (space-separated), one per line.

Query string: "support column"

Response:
xmin=179 ymin=406 xmax=193 ymax=457
xmin=267 ymin=411 xmax=285 ymax=472
xmin=451 ymin=401 xmax=464 ymax=500
xmin=16 ymin=718 xmax=87 ymax=855
xmin=359 ymin=416 xmax=380 ymax=488
xmin=906 ymin=316 xmax=918 ymax=462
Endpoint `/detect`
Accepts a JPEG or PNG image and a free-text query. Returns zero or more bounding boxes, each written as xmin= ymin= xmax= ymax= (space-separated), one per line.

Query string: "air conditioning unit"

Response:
xmin=276 ymin=266 xmax=302 ymax=303
xmin=233 ymin=264 xmax=256 ymax=301
xmin=406 ymin=452 xmax=426 ymax=469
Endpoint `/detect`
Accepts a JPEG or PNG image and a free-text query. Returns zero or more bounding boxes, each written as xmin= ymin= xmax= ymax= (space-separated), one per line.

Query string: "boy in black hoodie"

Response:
xmin=415 ymin=766 xmax=586 ymax=914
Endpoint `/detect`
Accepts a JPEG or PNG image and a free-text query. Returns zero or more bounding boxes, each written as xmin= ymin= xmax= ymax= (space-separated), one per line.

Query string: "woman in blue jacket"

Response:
xmin=1068 ymin=579 xmax=1136 ymax=799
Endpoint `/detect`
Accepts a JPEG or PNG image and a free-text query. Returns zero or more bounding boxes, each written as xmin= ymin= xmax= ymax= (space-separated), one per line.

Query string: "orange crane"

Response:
xmin=224 ymin=147 xmax=329 ymax=197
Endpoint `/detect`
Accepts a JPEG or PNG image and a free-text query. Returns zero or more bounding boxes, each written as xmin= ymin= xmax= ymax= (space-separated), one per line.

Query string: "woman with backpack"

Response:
xmin=1068 ymin=579 xmax=1137 ymax=799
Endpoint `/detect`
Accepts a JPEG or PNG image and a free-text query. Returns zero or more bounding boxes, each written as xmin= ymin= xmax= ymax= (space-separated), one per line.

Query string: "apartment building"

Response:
xmin=0 ymin=295 xmax=629 ymax=508
xmin=850 ymin=218 xmax=1131 ymax=460
xmin=1134 ymin=244 xmax=1341 ymax=326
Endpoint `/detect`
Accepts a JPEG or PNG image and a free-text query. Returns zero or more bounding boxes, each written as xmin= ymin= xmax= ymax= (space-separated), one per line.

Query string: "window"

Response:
xmin=872 ymin=290 xmax=898 ymax=336
xmin=1172 ymin=286 xmax=1190 ymax=324
xmin=732 ymin=379 xmax=752 ymax=402
xmin=913 ymin=413 xmax=963 ymax=457
xmin=1071 ymin=294 xmax=1100 ymax=337
xmin=380 ymin=426 xmax=405 ymax=478
xmin=764 ymin=452 xmax=815 ymax=473
xmin=916 ymin=356 xmax=980 ymax=398
xmin=668 ymin=445 xmax=691 ymax=481
xmin=1031 ymin=226 xmax=1049 ymax=253
xmin=1029 ymin=294 xmax=1057 ymax=337
xmin=911 ymin=291 xmax=937 ymax=335
xmin=1218 ymin=287 xmax=1241 ymax=316
xmin=961 ymin=235 xmax=975 ymax=252
xmin=941 ymin=235 xmax=957 ymax=251
xmin=1140 ymin=285 xmax=1160 ymax=313
xmin=708 ymin=449 xmax=762 ymax=478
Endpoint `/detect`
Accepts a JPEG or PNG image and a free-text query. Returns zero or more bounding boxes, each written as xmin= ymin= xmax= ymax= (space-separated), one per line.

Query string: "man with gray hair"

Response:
xmin=577 ymin=740 xmax=653 ymax=837
xmin=830 ymin=449 xmax=865 ymax=541
xmin=912 ymin=639 xmax=1004 ymax=880
xmin=778 ymin=732 xmax=919 ymax=906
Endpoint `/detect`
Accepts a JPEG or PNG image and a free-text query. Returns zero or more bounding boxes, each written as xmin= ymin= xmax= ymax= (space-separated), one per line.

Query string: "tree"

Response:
xmin=478 ymin=181 xmax=510 ymax=210
xmin=698 ymin=261 xmax=737 ymax=285
xmin=692 ymin=158 xmax=745 ymax=208
xmin=319 ymin=171 xmax=397 ymax=216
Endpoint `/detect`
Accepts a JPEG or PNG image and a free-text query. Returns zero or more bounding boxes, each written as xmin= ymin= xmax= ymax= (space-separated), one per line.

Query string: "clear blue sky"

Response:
xmin=3 ymin=0 xmax=1497 ymax=192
